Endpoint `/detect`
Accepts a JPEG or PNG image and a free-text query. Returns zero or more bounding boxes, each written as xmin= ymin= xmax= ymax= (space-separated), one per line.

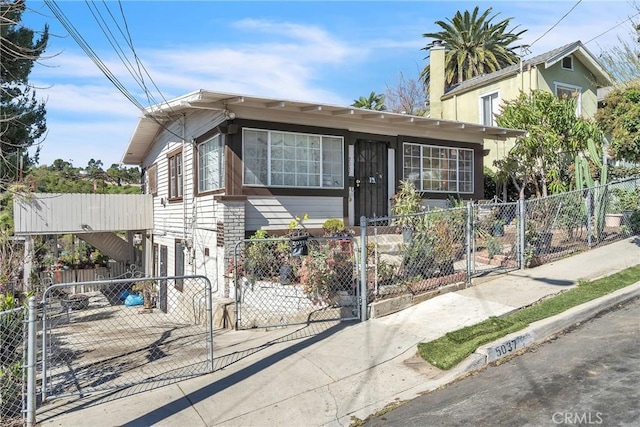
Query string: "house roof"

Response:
xmin=122 ymin=90 xmax=526 ymax=165
xmin=442 ymin=41 xmax=615 ymax=99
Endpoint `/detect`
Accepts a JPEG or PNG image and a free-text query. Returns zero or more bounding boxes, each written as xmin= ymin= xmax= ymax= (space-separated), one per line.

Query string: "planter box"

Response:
xmin=605 ymin=213 xmax=623 ymax=228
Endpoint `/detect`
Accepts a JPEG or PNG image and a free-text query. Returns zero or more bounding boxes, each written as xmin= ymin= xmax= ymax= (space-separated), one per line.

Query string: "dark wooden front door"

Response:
xmin=355 ymin=139 xmax=388 ymax=224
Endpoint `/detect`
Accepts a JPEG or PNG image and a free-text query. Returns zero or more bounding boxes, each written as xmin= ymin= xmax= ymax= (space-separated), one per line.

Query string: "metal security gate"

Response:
xmin=40 ymin=275 xmax=214 ymax=401
xmin=231 ymin=236 xmax=361 ymax=329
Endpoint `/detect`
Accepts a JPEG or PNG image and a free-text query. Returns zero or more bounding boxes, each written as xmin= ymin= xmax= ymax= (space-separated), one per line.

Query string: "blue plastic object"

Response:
xmin=124 ymin=293 xmax=144 ymax=307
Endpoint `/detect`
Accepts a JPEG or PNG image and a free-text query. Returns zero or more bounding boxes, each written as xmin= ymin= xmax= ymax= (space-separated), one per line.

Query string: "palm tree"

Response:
xmin=352 ymin=91 xmax=386 ymax=111
xmin=420 ymin=7 xmax=527 ymax=89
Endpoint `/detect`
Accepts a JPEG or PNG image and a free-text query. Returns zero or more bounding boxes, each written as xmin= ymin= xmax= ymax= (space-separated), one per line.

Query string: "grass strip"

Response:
xmin=418 ymin=264 xmax=640 ymax=370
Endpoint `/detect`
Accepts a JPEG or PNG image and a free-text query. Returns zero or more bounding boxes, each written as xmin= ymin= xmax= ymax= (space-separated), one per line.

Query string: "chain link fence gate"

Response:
xmin=231 ymin=236 xmax=361 ymax=329
xmin=40 ymin=275 xmax=214 ymax=401
xmin=0 ymin=306 xmax=26 ymax=426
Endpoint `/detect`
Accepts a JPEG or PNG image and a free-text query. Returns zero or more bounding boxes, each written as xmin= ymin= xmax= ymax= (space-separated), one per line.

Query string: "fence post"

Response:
xmin=519 ymin=199 xmax=526 ymax=270
xmin=359 ymin=216 xmax=368 ymax=322
xmin=587 ymin=187 xmax=593 ymax=249
xmin=26 ymin=296 xmax=37 ymax=427
xmin=465 ymin=202 xmax=472 ymax=280
xmin=205 ymin=278 xmax=214 ymax=373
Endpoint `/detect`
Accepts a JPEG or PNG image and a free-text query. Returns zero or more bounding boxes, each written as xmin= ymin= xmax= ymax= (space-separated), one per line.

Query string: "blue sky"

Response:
xmin=22 ymin=0 xmax=639 ymax=168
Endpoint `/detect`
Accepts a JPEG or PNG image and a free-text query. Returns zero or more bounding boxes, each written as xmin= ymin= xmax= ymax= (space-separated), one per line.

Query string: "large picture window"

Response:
xmin=197 ymin=134 xmax=224 ymax=193
xmin=168 ymin=151 xmax=183 ymax=200
xmin=243 ymin=128 xmax=343 ymax=188
xmin=402 ymin=143 xmax=473 ymax=193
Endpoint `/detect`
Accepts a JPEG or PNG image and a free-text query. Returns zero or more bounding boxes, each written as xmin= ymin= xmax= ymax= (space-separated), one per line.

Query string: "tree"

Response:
xmin=352 ymin=91 xmax=386 ymax=111
xmin=385 ymin=72 xmax=427 ymax=115
xmin=596 ymin=84 xmax=640 ymax=164
xmin=495 ymin=91 xmax=603 ymax=199
xmin=0 ymin=0 xmax=49 ymax=187
xmin=596 ymin=1 xmax=640 ymax=83
xmin=420 ymin=6 xmax=527 ymax=89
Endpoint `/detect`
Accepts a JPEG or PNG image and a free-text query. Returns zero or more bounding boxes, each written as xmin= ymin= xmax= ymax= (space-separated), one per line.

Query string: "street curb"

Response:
xmin=471 ymin=281 xmax=640 ymax=367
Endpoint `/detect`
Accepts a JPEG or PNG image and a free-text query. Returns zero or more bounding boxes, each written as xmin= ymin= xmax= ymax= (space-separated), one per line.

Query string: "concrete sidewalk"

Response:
xmin=37 ymin=237 xmax=640 ymax=427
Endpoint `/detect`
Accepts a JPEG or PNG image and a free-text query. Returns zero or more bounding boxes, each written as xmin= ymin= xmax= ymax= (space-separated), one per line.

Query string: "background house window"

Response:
xmin=146 ymin=163 xmax=157 ymax=196
xmin=554 ymin=82 xmax=582 ymax=115
xmin=242 ymin=128 xmax=344 ymax=188
xmin=197 ymin=134 xmax=224 ymax=193
xmin=168 ymin=151 xmax=183 ymax=200
xmin=402 ymin=143 xmax=473 ymax=193
xmin=561 ymin=56 xmax=573 ymax=70
xmin=480 ymin=91 xmax=499 ymax=126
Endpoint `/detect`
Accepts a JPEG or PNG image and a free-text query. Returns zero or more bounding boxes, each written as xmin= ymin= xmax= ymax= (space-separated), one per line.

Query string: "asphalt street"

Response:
xmin=364 ymin=297 xmax=640 ymax=427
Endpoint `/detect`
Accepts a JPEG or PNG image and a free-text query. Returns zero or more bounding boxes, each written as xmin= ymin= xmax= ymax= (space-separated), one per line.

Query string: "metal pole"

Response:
xmin=465 ymin=202 xmax=472 ymax=280
xmin=360 ymin=216 xmax=368 ymax=322
xmin=205 ymin=278 xmax=214 ymax=373
xmin=26 ymin=296 xmax=37 ymax=427
xmin=519 ymin=199 xmax=526 ymax=269
xmin=40 ymin=293 xmax=47 ymax=402
xmin=587 ymin=188 xmax=593 ymax=249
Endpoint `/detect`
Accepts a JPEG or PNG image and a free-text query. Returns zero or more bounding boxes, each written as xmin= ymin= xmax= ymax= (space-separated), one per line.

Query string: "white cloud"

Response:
xmin=35 ymin=118 xmax=134 ymax=168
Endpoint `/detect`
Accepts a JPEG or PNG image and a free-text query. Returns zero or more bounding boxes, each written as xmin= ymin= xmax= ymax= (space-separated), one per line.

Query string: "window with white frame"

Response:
xmin=197 ymin=134 xmax=224 ymax=193
xmin=554 ymin=82 xmax=582 ymax=115
xmin=480 ymin=91 xmax=499 ymax=126
xmin=402 ymin=143 xmax=474 ymax=193
xmin=168 ymin=150 xmax=183 ymax=200
xmin=242 ymin=128 xmax=343 ymax=188
xmin=561 ymin=56 xmax=573 ymax=70
xmin=146 ymin=163 xmax=157 ymax=196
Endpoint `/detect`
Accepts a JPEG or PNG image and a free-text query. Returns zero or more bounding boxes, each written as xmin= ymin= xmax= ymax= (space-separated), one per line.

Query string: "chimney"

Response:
xmin=429 ymin=40 xmax=445 ymax=119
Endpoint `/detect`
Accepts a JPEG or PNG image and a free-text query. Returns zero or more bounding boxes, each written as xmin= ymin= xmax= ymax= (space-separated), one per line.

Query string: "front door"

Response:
xmin=355 ymin=139 xmax=388 ymax=224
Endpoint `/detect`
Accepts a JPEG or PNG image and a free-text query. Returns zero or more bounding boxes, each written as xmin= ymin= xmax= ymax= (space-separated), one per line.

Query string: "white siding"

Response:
xmin=145 ymin=111 xmax=226 ymax=297
xmin=245 ymin=196 xmax=343 ymax=230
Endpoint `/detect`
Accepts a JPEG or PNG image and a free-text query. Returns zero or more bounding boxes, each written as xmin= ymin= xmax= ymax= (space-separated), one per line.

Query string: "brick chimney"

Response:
xmin=429 ymin=40 xmax=445 ymax=119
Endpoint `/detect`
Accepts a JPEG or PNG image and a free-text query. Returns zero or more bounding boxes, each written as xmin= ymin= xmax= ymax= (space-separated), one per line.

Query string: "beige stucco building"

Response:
xmin=429 ymin=40 xmax=614 ymax=172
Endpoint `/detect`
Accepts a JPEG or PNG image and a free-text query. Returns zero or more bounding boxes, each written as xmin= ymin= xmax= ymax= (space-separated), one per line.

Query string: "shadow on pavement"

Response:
xmin=531 ymin=277 xmax=574 ymax=286
xmin=37 ymin=320 xmax=353 ymax=424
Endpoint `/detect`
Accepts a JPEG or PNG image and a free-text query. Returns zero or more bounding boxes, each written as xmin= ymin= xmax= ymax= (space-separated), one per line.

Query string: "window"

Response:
xmin=561 ymin=56 xmax=573 ymax=70
xmin=242 ymin=128 xmax=343 ymax=188
xmin=554 ymin=82 xmax=582 ymax=115
xmin=480 ymin=91 xmax=499 ymax=126
xmin=168 ymin=151 xmax=183 ymax=200
xmin=197 ymin=134 xmax=224 ymax=193
xmin=175 ymin=240 xmax=184 ymax=291
xmin=402 ymin=143 xmax=474 ymax=193
xmin=146 ymin=163 xmax=157 ymax=196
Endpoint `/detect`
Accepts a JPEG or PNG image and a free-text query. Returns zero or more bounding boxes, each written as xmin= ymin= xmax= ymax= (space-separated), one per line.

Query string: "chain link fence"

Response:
xmin=0 ymin=306 xmax=26 ymax=427
xmin=231 ymin=235 xmax=360 ymax=329
xmin=364 ymin=207 xmax=470 ymax=302
xmin=523 ymin=179 xmax=640 ymax=266
xmin=40 ymin=275 xmax=214 ymax=401
xmin=363 ymin=178 xmax=640 ymax=303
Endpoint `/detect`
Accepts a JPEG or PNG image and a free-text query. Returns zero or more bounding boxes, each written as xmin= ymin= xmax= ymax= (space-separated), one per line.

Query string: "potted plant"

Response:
xmin=401 ymin=234 xmax=434 ymax=278
xmin=245 ymin=229 xmax=278 ymax=279
xmin=431 ymin=218 xmax=458 ymax=275
xmin=611 ymin=188 xmax=640 ymax=225
xmin=391 ymin=180 xmax=422 ymax=242
xmin=132 ymin=280 xmax=157 ymax=309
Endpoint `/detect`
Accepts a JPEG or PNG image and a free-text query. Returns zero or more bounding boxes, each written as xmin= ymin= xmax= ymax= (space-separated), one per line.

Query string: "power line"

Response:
xmin=584 ymin=11 xmax=640 ymax=45
xmin=44 ymin=0 xmax=185 ymax=143
xmin=529 ymin=0 xmax=583 ymax=49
